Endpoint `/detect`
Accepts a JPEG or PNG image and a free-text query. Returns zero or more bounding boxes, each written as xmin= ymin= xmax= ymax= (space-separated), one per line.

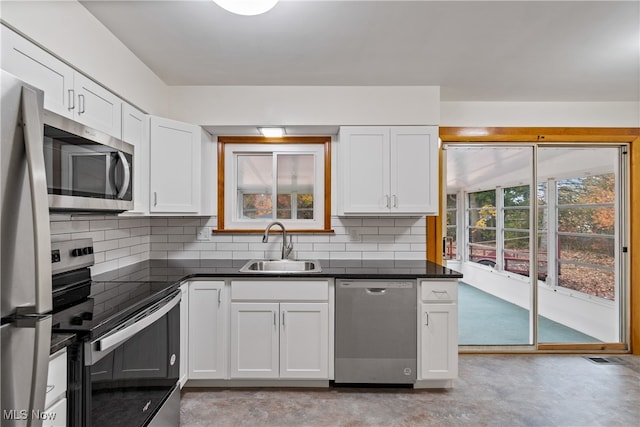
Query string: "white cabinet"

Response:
xmin=229 ymin=280 xmax=331 ymax=380
xmin=1 ymin=25 xmax=122 ymax=138
xmin=188 ymin=281 xmax=227 ymax=380
xmin=339 ymin=126 xmax=439 ymax=215
xmin=121 ymin=103 xmax=150 ymax=215
xmin=1 ymin=24 xmax=73 ymax=117
xmin=417 ymin=280 xmax=458 ymax=385
xmin=149 ymin=116 xmax=201 ymax=214
xmin=279 ymin=303 xmax=329 ymax=379
xmin=179 ymin=283 xmax=189 ymax=387
xmin=43 ymin=348 xmax=67 ymax=426
xmin=230 ymin=302 xmax=329 ymax=379
xmin=73 ymin=73 xmax=122 ymax=140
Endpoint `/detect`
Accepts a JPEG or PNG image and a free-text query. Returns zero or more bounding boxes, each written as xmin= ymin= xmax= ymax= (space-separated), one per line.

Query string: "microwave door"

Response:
xmin=63 ymin=150 xmax=111 ymax=198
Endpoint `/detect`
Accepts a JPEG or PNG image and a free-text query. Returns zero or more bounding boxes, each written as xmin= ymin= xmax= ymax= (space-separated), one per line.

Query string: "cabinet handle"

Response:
xmin=68 ymin=89 xmax=75 ymax=111
xmin=78 ymin=94 xmax=85 ymax=114
xmin=154 ymin=192 xmax=158 ymax=207
xmin=392 ymin=195 xmax=398 ymax=208
xmin=282 ymin=311 xmax=285 ymax=328
xmin=385 ymin=195 xmax=390 ymax=208
xmin=425 ymin=312 xmax=429 ymax=326
xmin=217 ymin=289 xmax=221 ymax=305
xmin=273 ymin=311 xmax=276 ymax=326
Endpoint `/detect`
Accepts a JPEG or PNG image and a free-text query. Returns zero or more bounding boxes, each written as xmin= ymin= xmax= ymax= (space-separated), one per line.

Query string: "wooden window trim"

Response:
xmin=217 ymin=136 xmax=332 ymax=233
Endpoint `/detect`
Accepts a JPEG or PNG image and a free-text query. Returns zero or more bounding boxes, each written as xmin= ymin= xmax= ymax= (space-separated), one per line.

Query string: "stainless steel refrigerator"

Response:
xmin=1 ymin=70 xmax=53 ymax=426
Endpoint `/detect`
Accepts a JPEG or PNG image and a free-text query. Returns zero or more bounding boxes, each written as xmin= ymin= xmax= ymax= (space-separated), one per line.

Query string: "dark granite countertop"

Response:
xmin=50 ymin=333 xmax=76 ymax=354
xmin=93 ymin=259 xmax=462 ymax=283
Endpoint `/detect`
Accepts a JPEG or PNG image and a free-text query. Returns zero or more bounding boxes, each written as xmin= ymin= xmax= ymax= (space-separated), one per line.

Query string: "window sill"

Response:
xmin=213 ymin=229 xmax=335 ymax=234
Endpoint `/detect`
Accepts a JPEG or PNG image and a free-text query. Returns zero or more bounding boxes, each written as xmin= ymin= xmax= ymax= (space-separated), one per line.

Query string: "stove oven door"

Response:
xmin=83 ymin=291 xmax=180 ymax=427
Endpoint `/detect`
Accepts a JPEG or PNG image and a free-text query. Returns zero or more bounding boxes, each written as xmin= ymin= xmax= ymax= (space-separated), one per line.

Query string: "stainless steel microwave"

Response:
xmin=43 ymin=110 xmax=134 ymax=212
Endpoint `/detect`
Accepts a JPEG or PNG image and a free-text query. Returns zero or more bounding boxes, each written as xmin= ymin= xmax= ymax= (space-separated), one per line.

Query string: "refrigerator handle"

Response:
xmin=21 ymin=86 xmax=52 ymax=314
xmin=29 ymin=316 xmax=52 ymax=423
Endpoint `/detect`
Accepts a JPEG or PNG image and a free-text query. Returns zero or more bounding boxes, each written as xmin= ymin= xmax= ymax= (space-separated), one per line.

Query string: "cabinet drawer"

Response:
xmin=231 ymin=280 xmax=329 ymax=301
xmin=420 ymin=281 xmax=458 ymax=302
xmin=45 ymin=348 xmax=67 ymax=408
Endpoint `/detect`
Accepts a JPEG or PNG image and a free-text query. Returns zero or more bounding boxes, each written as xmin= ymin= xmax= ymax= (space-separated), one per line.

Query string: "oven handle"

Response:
xmin=88 ymin=291 xmax=181 ymax=365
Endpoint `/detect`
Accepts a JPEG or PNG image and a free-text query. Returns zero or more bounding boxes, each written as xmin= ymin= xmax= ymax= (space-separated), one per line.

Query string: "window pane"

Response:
xmin=297 ymin=194 xmax=314 ymax=219
xmin=558 ymin=234 xmax=615 ymax=300
xmin=504 ymin=209 xmax=529 ymax=230
xmin=503 ymin=185 xmax=530 ymax=207
xmin=277 ymin=154 xmax=314 ymax=220
xmin=558 ymin=206 xmax=615 ymax=235
xmin=237 ymin=154 xmax=273 ymax=219
xmin=276 ymin=194 xmax=291 ymax=219
xmin=242 ymin=193 xmax=272 ymax=219
xmin=446 ymin=194 xmax=457 ymax=209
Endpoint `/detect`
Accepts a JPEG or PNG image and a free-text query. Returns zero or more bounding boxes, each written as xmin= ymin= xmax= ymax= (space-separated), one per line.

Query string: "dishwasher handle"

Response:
xmin=365 ymin=288 xmax=387 ymax=295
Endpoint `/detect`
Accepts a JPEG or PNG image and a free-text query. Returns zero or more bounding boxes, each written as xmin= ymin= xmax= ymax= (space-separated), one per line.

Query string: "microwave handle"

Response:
xmin=115 ymin=151 xmax=131 ymax=200
xmin=20 ymin=86 xmax=52 ymax=314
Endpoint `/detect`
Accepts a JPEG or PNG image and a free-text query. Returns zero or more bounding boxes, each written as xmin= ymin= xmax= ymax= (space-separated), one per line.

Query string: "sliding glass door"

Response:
xmin=445 ymin=144 xmax=627 ymax=348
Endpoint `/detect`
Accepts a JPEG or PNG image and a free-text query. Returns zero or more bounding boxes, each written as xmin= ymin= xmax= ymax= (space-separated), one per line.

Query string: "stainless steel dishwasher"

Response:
xmin=335 ymin=279 xmax=417 ymax=384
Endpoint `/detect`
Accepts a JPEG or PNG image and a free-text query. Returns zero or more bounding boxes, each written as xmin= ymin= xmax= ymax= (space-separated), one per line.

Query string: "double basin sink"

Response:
xmin=239 ymin=259 xmax=322 ymax=274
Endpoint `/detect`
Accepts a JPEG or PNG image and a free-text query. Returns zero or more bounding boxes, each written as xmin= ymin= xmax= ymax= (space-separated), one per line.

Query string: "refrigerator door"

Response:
xmin=1 ymin=316 xmax=52 ymax=427
xmin=1 ymin=70 xmax=52 ymax=318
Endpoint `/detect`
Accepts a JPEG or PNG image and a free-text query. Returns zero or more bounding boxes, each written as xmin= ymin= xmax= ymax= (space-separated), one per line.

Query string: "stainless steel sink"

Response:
xmin=239 ymin=259 xmax=322 ymax=274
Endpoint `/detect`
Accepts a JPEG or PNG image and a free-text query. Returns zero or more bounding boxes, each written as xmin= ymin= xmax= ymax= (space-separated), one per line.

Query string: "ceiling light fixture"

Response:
xmin=212 ymin=0 xmax=278 ymax=16
xmin=259 ymin=127 xmax=284 ymax=137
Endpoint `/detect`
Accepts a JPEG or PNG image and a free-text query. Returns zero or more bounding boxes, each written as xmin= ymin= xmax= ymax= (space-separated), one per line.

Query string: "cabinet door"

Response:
xmin=149 ymin=116 xmax=201 ymax=213
xmin=188 ymin=281 xmax=226 ymax=380
xmin=279 ymin=303 xmax=329 ymax=379
xmin=74 ymin=73 xmax=122 ymax=138
xmin=340 ymin=126 xmax=390 ymax=214
xmin=122 ymin=103 xmax=150 ymax=214
xmin=1 ymin=25 xmax=74 ymax=118
xmin=179 ymin=283 xmax=189 ymax=387
xmin=390 ymin=126 xmax=439 ymax=214
xmin=230 ymin=303 xmax=279 ymax=379
xmin=43 ymin=397 xmax=66 ymax=427
xmin=420 ymin=303 xmax=458 ymax=380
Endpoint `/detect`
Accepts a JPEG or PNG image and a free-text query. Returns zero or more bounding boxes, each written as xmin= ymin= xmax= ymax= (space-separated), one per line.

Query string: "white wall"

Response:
xmin=0 ymin=0 xmax=168 ymax=115
xmin=441 ymin=101 xmax=640 ymax=127
xmin=168 ymin=85 xmax=440 ymax=126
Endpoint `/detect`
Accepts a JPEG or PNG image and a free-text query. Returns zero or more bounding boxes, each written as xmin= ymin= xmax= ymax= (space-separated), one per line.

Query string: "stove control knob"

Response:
xmin=83 ymin=246 xmax=93 ymax=255
xmin=81 ymin=312 xmax=93 ymax=321
xmin=71 ymin=248 xmax=83 ymax=257
xmin=70 ymin=316 xmax=84 ymax=325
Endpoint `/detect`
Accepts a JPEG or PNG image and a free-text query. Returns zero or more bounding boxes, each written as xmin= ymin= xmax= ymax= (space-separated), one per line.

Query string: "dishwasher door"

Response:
xmin=335 ymin=280 xmax=417 ymax=384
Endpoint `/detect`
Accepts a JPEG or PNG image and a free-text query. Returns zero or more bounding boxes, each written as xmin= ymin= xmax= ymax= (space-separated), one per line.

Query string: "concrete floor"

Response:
xmin=180 ymin=354 xmax=640 ymax=427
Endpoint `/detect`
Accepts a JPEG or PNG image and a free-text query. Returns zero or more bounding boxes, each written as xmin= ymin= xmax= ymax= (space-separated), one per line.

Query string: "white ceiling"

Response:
xmin=446 ymin=145 xmax=619 ymax=191
xmin=80 ymin=0 xmax=640 ymax=102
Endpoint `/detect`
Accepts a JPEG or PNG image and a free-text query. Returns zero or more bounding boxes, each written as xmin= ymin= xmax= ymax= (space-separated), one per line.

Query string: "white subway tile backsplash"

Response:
xmin=51 ymin=214 xmax=428 ymax=272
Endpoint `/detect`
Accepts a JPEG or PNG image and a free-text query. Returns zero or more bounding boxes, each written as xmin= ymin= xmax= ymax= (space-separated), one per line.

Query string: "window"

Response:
xmin=218 ymin=137 xmax=331 ymax=231
xmin=467 ymin=190 xmax=497 ymax=267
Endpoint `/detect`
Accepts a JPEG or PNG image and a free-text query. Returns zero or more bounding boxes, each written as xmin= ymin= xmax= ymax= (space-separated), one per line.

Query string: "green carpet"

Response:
xmin=458 ymin=282 xmax=600 ymax=345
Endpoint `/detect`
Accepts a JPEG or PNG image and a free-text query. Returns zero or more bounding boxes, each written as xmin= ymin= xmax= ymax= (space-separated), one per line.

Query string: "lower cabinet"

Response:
xmin=44 ymin=348 xmax=67 ymax=427
xmin=187 ymin=281 xmax=227 ymax=379
xmin=418 ymin=280 xmax=459 ymax=384
xmin=230 ymin=302 xmax=329 ymax=379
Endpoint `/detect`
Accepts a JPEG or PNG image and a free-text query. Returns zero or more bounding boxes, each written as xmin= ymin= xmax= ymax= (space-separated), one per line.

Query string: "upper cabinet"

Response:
xmin=122 ymin=103 xmax=150 ymax=215
xmin=338 ymin=126 xmax=439 ymax=216
xmin=1 ymin=25 xmax=122 ymax=138
xmin=149 ymin=116 xmax=201 ymax=214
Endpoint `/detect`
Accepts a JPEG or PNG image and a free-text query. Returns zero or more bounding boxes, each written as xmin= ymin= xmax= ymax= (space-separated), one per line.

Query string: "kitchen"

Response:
xmin=1 ymin=1 xmax=640 ymax=426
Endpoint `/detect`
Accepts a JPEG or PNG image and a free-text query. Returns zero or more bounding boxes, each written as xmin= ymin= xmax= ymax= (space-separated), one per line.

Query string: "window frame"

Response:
xmin=217 ymin=136 xmax=332 ymax=232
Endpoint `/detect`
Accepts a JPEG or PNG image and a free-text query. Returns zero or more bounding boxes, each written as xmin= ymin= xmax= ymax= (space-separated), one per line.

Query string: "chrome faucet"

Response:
xmin=262 ymin=221 xmax=294 ymax=260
